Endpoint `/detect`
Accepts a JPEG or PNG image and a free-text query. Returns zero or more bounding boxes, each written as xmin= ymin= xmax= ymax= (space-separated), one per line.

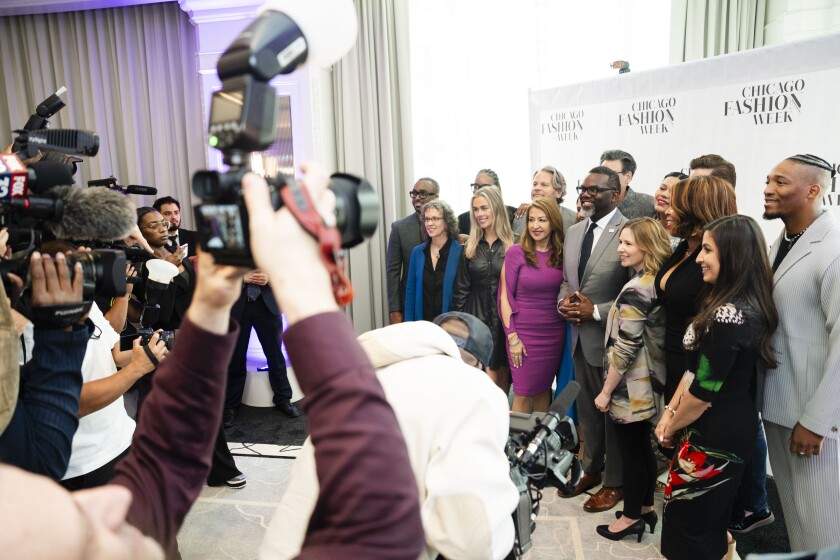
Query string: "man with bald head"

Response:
xmin=762 ymin=154 xmax=840 ymax=551
xmin=387 ymin=177 xmax=439 ymax=324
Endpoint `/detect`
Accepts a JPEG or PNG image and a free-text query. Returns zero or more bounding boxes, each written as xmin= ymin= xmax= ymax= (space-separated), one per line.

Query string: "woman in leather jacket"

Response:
xmin=453 ymin=186 xmax=515 ymax=393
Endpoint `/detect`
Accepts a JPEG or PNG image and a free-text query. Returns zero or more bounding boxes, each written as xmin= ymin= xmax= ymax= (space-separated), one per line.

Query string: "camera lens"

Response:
xmin=329 ymin=173 xmax=379 ymax=248
xmin=66 ymin=249 xmax=127 ymax=298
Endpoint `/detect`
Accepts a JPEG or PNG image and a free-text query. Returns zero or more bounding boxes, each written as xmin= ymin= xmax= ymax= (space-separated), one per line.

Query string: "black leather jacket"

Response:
xmin=453 ymin=238 xmax=506 ymax=336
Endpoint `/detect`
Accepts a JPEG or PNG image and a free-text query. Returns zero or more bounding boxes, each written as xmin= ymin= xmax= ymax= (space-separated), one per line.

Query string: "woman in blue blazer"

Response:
xmin=405 ymin=200 xmax=463 ymax=322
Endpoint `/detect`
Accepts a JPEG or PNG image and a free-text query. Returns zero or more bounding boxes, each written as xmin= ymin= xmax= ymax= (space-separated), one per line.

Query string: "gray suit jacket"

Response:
xmin=763 ymin=211 xmax=840 ymax=438
xmin=386 ymin=213 xmax=424 ymax=313
xmin=617 ymin=187 xmax=656 ymax=220
xmin=558 ymin=209 xmax=631 ymax=367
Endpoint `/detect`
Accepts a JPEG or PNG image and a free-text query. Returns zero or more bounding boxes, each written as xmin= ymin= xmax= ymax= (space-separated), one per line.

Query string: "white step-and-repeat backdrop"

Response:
xmin=529 ymin=33 xmax=840 ymax=244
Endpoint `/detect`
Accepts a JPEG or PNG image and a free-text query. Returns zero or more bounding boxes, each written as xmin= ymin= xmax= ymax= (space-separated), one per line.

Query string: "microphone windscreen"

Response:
xmin=258 ymin=0 xmax=357 ymax=67
xmin=47 ymin=185 xmax=136 ymax=241
xmin=27 ymin=161 xmax=74 ymax=195
xmin=549 ymin=381 xmax=580 ymax=418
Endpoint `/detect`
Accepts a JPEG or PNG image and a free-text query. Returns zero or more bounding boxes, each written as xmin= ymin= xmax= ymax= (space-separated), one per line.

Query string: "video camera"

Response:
xmin=506 ymin=382 xmax=582 ymax=557
xmin=0 ymin=89 xmax=138 ymax=310
xmin=191 ymin=3 xmax=378 ymax=304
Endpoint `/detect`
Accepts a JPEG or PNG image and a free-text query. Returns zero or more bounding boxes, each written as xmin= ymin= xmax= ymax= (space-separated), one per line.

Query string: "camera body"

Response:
xmin=192 ymin=10 xmax=378 ymax=268
xmin=137 ymin=327 xmax=177 ymax=351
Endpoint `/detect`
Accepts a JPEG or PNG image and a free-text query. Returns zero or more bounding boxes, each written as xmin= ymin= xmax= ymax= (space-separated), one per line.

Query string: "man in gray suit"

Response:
xmin=386 ymin=177 xmax=439 ymax=324
xmin=762 ymin=153 xmax=840 ymax=551
xmin=600 ymin=149 xmax=655 ymax=219
xmin=557 ymin=166 xmax=631 ymax=512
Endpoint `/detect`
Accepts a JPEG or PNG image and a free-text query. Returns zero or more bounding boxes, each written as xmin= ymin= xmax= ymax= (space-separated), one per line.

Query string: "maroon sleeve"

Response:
xmin=285 ymin=312 xmax=424 ymax=560
xmin=113 ymin=316 xmax=238 ymax=556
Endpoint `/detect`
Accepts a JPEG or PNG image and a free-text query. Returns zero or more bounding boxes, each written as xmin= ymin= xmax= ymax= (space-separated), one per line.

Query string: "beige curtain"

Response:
xmin=0 ymin=2 xmax=206 ymax=225
xmin=333 ymin=0 xmax=414 ymax=333
xmin=670 ymin=0 xmax=768 ymax=62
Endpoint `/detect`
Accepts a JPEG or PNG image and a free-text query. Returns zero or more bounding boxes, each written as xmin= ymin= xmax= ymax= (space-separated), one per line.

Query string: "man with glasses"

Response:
xmin=457 ymin=168 xmax=516 ymax=235
xmin=557 ymin=167 xmax=631 ymax=513
xmin=600 ymin=149 xmax=655 ymax=219
xmin=387 ymin=177 xmax=439 ymax=324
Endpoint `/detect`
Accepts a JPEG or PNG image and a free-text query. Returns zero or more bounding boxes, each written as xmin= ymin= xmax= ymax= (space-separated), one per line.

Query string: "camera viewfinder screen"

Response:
xmin=198 ymin=204 xmax=246 ymax=250
xmin=210 ymin=90 xmax=245 ymax=126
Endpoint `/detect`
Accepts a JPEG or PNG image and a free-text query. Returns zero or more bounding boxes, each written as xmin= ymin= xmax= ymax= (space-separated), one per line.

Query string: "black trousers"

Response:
xmin=614 ymin=420 xmax=657 ymax=519
xmin=61 ymin=447 xmax=130 ymax=491
xmin=225 ymin=296 xmax=292 ymax=410
xmin=207 ymin=422 xmax=242 ymax=485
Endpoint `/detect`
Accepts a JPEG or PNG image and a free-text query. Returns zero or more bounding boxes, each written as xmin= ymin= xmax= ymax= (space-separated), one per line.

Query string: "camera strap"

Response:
xmin=279 ymin=182 xmax=354 ymax=306
xmin=29 ymin=301 xmax=92 ymax=329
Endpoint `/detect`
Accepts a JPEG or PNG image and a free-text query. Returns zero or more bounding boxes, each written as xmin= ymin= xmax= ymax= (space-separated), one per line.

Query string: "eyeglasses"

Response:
xmin=141 ymin=220 xmax=171 ymax=231
xmin=409 ymin=190 xmax=434 ymax=199
xmin=575 ymin=186 xmax=616 ymax=196
xmin=471 ymin=183 xmax=493 ymax=192
xmin=423 ymin=216 xmax=443 ymax=223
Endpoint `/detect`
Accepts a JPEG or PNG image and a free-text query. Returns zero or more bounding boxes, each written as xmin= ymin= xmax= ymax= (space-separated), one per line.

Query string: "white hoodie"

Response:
xmin=259 ymin=321 xmax=519 ymax=560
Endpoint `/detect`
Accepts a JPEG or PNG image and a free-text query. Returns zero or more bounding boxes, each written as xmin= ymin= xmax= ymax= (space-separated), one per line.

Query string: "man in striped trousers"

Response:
xmin=762 ymin=153 xmax=840 ymax=551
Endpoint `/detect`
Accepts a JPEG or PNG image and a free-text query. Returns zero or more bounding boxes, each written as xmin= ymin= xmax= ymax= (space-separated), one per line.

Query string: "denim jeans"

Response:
xmin=733 ymin=413 xmax=769 ymax=515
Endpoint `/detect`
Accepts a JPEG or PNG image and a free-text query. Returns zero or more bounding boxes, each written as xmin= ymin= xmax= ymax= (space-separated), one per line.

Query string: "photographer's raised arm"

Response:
xmin=0 ymin=253 xmax=90 ymax=479
xmin=243 ymin=168 xmax=425 ymax=558
xmin=112 ymin=250 xmax=244 ymax=554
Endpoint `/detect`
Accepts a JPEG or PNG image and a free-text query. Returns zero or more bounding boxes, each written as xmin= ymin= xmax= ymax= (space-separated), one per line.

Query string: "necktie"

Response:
xmin=578 ymin=221 xmax=597 ymax=284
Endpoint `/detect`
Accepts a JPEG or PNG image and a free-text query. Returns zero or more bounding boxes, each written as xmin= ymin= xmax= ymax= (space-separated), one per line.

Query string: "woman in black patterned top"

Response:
xmin=655 ymin=216 xmax=778 ymax=560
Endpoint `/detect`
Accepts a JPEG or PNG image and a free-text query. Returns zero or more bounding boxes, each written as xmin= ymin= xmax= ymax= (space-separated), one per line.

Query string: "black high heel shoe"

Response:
xmin=615 ymin=510 xmax=658 ymax=533
xmin=596 ymin=519 xmax=646 ymax=542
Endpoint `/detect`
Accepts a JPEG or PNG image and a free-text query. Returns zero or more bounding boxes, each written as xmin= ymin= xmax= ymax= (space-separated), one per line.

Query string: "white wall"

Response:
xmin=407 ymin=0 xmax=671 ymax=217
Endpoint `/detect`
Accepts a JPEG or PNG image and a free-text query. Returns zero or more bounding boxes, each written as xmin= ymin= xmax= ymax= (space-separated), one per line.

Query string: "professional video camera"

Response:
xmin=0 ymin=90 xmax=138 ymax=309
xmin=506 ymin=381 xmax=582 ymax=557
xmin=192 ymin=1 xmax=376 ymax=304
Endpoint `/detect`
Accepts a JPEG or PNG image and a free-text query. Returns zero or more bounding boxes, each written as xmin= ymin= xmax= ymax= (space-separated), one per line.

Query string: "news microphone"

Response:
xmin=45 ymin=184 xmax=137 ymax=241
xmin=124 ymin=185 xmax=157 ymax=195
xmin=87 ymin=177 xmax=157 ymax=196
xmin=0 ymin=154 xmax=30 ymax=200
xmin=518 ymin=381 xmax=580 ymax=469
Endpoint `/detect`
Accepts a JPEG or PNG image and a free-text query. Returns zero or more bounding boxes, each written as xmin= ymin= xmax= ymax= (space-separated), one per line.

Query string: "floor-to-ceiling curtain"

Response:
xmin=333 ymin=0 xmax=414 ymax=333
xmin=670 ymin=0 xmax=767 ymax=62
xmin=0 ymin=2 xmax=206 ymax=222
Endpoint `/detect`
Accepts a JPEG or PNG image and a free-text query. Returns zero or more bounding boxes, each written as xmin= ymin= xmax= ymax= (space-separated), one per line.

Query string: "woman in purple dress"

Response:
xmin=499 ymin=197 xmax=566 ymax=413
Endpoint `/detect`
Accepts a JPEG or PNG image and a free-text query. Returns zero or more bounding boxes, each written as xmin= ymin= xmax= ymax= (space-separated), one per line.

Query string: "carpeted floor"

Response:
xmin=736 ymin=476 xmax=791 ymax=554
xmin=223 ymin=400 xmax=308 ymax=447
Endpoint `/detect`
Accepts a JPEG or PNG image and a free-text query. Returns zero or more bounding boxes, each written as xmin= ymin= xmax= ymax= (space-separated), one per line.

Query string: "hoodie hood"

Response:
xmin=357 ymin=321 xmax=461 ymax=370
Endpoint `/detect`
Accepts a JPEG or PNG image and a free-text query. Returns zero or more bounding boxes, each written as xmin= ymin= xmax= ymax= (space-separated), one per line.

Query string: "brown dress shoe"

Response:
xmin=583 ymin=486 xmax=623 ymax=512
xmin=557 ymin=472 xmax=602 ymax=498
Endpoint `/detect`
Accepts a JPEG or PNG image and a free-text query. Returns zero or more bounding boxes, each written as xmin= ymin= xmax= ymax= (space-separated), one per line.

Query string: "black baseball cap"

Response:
xmin=433 ymin=311 xmax=493 ymax=367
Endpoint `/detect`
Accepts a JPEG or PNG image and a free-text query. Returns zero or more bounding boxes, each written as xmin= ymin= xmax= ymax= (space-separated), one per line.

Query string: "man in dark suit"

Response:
xmin=600 ymin=149 xmax=655 ymax=220
xmin=386 ymin=177 xmax=439 ymax=324
xmin=557 ymin=166 xmax=631 ymax=512
xmin=154 ymin=196 xmax=198 ymax=257
xmin=223 ymin=269 xmax=299 ymax=427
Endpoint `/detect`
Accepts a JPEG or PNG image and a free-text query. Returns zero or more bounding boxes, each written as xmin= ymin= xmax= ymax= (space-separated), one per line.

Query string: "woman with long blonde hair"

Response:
xmin=453 ymin=186 xmax=515 ymax=391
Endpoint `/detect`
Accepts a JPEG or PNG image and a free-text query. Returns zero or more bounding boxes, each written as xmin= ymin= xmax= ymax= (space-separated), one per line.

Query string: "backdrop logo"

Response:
xmin=540 ymin=109 xmax=584 ymax=142
xmin=823 ymin=160 xmax=840 ymax=207
xmin=618 ymin=97 xmax=676 ymax=135
xmin=724 ymin=79 xmax=804 ymax=125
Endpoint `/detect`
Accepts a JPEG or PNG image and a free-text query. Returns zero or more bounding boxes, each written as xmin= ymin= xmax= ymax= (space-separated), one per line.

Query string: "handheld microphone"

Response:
xmin=518 ymin=381 xmax=580 ymax=469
